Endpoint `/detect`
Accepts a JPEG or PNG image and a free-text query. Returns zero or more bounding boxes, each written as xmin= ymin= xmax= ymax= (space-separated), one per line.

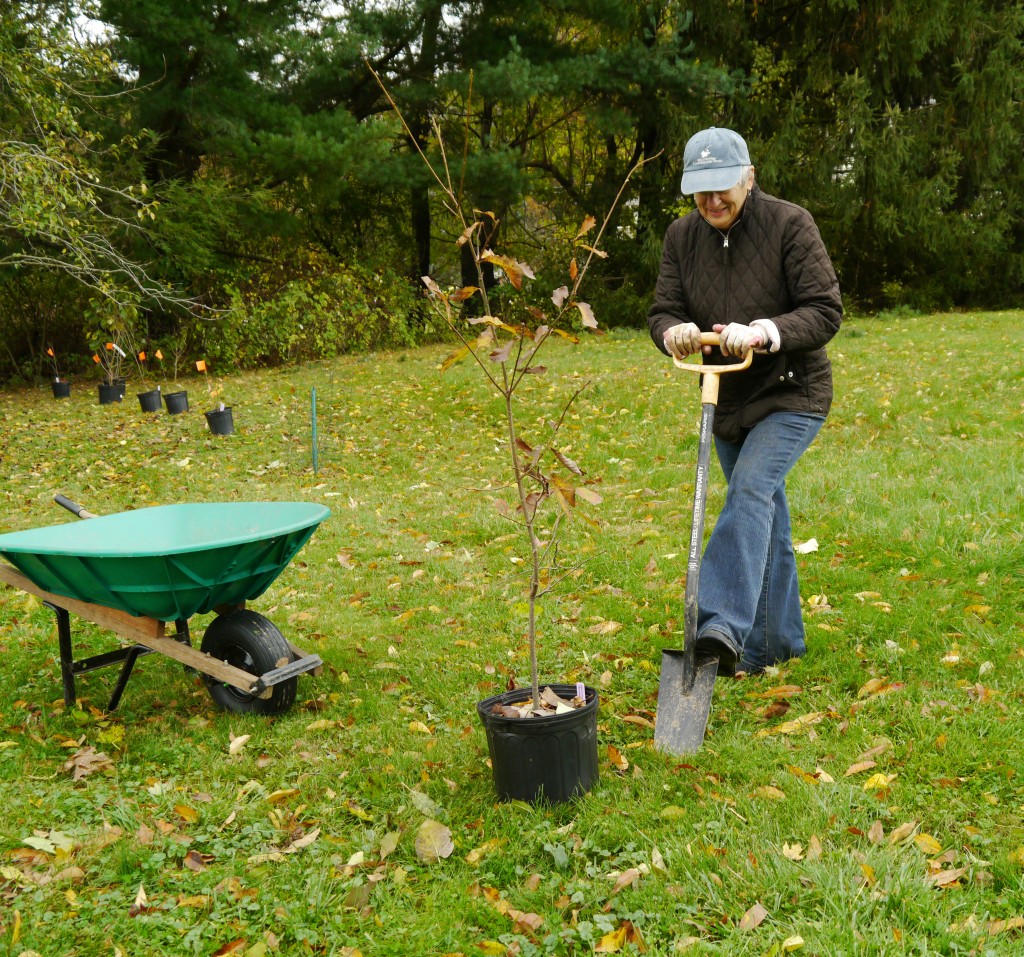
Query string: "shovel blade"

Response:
xmin=653 ymin=649 xmax=719 ymax=755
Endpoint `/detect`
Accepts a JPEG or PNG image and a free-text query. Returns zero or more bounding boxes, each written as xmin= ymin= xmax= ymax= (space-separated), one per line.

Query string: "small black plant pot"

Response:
xmin=51 ymin=379 xmax=71 ymax=399
xmin=137 ymin=388 xmax=162 ymax=413
xmin=164 ymin=390 xmax=189 ymax=415
xmin=477 ymin=684 xmax=599 ymax=804
xmin=205 ymin=406 xmax=234 ymax=436
xmin=98 ymin=382 xmax=123 ymax=404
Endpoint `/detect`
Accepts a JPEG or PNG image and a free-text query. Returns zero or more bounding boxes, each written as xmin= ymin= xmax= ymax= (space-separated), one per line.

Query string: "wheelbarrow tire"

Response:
xmin=200 ymin=610 xmax=297 ymax=715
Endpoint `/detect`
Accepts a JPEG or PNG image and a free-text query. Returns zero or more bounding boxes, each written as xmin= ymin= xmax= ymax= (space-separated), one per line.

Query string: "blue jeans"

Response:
xmin=697 ymin=412 xmax=824 ymax=673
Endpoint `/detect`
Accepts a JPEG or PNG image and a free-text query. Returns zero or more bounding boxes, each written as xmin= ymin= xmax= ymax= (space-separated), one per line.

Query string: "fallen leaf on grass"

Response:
xmin=415 ymin=819 xmax=453 ymax=863
xmin=465 ymin=839 xmax=505 ymax=865
xmin=782 ymin=935 xmax=805 ymax=951
xmin=746 ymin=684 xmax=802 ymax=700
xmin=858 ymin=677 xmax=905 ymax=698
xmin=246 ymin=827 xmax=320 ymax=865
xmin=752 ymin=785 xmax=786 ymax=801
xmin=782 ymin=843 xmax=804 ymax=861
xmin=608 ymin=745 xmax=629 ymax=773
xmin=786 ymin=765 xmax=820 ymax=786
xmin=915 ymin=834 xmax=943 ymax=855
xmin=65 ymin=747 xmax=113 ymax=781
xmin=610 ymin=867 xmax=641 ymax=894
xmin=622 ymin=714 xmax=655 ymax=729
xmin=754 ymin=711 xmax=827 ymax=738
xmin=739 ymin=902 xmax=768 ymax=930
xmin=595 ymin=920 xmax=647 ymax=953
xmin=987 ymin=917 xmax=1024 ymax=935
xmin=844 ymin=760 xmax=877 ymax=777
xmin=863 ymin=773 xmax=897 ymax=792
xmin=926 ymin=866 xmax=968 ymax=888
xmin=228 ymin=734 xmax=250 ymax=755
xmin=479 ymin=885 xmax=545 ymax=936
xmin=888 ymin=821 xmax=917 ymax=845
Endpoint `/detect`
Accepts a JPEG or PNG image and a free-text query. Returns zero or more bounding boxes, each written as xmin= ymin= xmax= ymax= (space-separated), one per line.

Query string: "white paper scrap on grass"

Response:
xmin=795 ymin=538 xmax=819 ymax=554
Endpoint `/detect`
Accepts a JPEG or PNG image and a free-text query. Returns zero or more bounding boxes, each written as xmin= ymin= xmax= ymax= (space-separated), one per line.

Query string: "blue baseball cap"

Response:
xmin=680 ymin=127 xmax=751 ymax=195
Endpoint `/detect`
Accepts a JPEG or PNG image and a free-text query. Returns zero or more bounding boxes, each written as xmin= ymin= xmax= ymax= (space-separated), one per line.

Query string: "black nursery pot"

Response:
xmin=163 ymin=390 xmax=189 ymax=415
xmin=204 ymin=406 xmax=234 ymax=436
xmin=477 ymin=684 xmax=599 ymax=804
xmin=51 ymin=379 xmax=71 ymax=399
xmin=98 ymin=382 xmax=122 ymax=404
xmin=137 ymin=388 xmax=162 ymax=412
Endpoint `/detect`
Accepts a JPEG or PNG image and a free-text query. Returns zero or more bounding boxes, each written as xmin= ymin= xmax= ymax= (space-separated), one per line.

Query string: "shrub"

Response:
xmin=194 ymin=261 xmax=422 ymax=368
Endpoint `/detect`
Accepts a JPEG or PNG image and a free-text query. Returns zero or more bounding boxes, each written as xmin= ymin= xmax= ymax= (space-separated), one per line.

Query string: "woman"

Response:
xmin=648 ymin=126 xmax=842 ymax=675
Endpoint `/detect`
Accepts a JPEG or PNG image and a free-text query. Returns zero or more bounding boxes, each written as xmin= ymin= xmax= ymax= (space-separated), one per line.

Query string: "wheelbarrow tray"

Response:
xmin=0 ymin=502 xmax=330 ymax=621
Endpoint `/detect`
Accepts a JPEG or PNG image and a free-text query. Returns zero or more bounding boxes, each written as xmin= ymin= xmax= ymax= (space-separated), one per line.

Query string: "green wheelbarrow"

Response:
xmin=0 ymin=496 xmax=331 ymax=715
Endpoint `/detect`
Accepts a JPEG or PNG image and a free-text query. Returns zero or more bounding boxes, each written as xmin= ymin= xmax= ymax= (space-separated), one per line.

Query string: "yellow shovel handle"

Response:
xmin=672 ymin=332 xmax=754 ymax=374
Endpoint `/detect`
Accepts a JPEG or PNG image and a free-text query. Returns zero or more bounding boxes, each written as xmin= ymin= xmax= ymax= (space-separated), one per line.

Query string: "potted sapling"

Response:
xmin=376 ymin=70 xmax=645 ymax=803
xmin=85 ymin=296 xmax=137 ymax=404
xmin=162 ymin=334 xmax=190 ymax=414
xmin=198 ymin=359 xmax=233 ymax=435
xmin=134 ymin=348 xmax=162 ymax=412
xmin=46 ymin=345 xmax=70 ymax=398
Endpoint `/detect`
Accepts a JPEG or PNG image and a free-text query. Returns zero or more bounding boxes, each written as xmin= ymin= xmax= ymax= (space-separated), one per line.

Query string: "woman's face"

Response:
xmin=694 ymin=172 xmax=752 ymax=231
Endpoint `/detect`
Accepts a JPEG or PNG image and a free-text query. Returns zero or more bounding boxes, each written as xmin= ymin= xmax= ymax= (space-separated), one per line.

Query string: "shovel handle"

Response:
xmin=672 ymin=332 xmax=754 ymax=374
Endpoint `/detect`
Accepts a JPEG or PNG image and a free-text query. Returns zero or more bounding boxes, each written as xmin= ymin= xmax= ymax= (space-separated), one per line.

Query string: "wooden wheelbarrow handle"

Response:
xmin=54 ymin=494 xmax=98 ymax=519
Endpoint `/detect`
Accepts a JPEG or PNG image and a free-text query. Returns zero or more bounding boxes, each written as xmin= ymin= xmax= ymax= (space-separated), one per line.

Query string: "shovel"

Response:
xmin=654 ymin=332 xmax=752 ymax=755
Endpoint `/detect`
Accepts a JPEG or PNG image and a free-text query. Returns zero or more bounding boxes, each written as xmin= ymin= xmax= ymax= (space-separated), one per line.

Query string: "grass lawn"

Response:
xmin=0 ymin=310 xmax=1022 ymax=956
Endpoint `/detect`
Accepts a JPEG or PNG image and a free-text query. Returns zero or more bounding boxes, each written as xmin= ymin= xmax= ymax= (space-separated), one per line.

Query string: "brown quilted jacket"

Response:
xmin=648 ymin=187 xmax=843 ymax=441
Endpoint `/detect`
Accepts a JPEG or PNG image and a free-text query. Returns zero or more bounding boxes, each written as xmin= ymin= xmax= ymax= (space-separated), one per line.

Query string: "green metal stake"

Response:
xmin=311 ymin=387 xmax=319 ymax=474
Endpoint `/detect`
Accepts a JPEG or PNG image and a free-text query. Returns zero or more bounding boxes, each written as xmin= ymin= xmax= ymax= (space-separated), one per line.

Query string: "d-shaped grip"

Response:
xmin=672 ymin=332 xmax=754 ymax=374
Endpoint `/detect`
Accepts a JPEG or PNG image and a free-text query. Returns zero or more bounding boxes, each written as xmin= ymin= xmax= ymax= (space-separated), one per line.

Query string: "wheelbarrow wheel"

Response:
xmin=200 ymin=610 xmax=296 ymax=715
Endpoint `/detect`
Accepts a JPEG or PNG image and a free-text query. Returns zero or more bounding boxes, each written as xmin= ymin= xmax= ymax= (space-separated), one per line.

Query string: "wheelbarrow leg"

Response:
xmin=107 ymin=647 xmax=145 ymax=711
xmin=45 ymin=602 xmax=76 ymax=707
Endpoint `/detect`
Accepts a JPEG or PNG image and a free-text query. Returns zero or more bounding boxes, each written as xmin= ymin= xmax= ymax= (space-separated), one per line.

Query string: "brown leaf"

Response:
xmin=611 ymin=867 xmax=641 ymax=894
xmin=868 ymin=821 xmax=885 ymax=845
xmin=607 ymin=745 xmax=629 ymax=773
xmin=575 ymin=215 xmax=597 ymax=238
xmin=211 ymin=940 xmax=248 ymax=956
xmin=553 ymin=448 xmax=583 ymax=476
xmin=65 ymin=746 xmax=113 ymax=781
xmin=926 ymin=866 xmax=967 ymax=887
xmin=569 ymin=258 xmax=579 ymax=281
xmin=739 ymin=902 xmax=769 ymax=930
xmin=844 ymin=760 xmax=877 ymax=777
xmin=575 ymin=301 xmax=598 ymax=329
xmin=449 ymin=285 xmax=479 ymax=302
xmin=184 ymin=850 xmax=213 ymax=872
xmin=480 ymin=251 xmax=524 ymax=289
xmin=762 ymin=700 xmax=791 ymax=720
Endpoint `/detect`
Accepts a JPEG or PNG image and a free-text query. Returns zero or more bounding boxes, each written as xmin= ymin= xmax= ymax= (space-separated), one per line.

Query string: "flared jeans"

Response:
xmin=697 ymin=411 xmax=824 ymax=673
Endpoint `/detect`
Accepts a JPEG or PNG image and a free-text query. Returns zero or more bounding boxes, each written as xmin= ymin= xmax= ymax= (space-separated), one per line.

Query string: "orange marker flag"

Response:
xmin=93 ymin=354 xmax=100 ymax=363
xmin=196 ymin=359 xmax=207 ymax=372
xmin=47 ymin=347 xmax=54 ymax=357
xmin=155 ymin=349 xmax=163 ymax=360
xmin=138 ymin=350 xmax=147 ymax=361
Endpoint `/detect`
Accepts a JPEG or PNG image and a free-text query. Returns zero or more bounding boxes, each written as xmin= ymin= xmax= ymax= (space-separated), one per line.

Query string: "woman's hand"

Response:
xmin=663 ymin=322 xmax=702 ymax=359
xmin=714 ymin=323 xmax=764 ymax=357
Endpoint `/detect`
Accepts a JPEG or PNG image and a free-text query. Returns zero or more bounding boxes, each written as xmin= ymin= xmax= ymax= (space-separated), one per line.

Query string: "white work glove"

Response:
xmin=663 ymin=322 xmax=702 ymax=359
xmin=716 ymin=322 xmax=764 ymax=357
